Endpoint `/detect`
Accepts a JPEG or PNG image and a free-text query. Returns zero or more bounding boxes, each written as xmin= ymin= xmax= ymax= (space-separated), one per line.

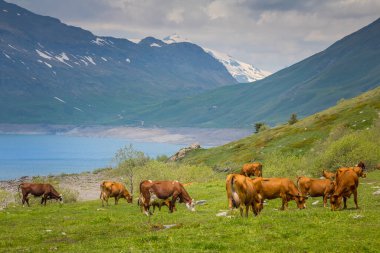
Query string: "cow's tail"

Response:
xmin=230 ymin=175 xmax=239 ymax=208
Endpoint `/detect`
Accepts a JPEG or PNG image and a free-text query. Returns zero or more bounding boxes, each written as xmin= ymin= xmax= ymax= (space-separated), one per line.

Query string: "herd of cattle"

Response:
xmin=17 ymin=161 xmax=366 ymax=217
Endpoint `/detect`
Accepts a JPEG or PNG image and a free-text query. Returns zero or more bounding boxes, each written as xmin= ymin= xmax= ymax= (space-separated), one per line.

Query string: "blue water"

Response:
xmin=0 ymin=134 xmax=184 ymax=180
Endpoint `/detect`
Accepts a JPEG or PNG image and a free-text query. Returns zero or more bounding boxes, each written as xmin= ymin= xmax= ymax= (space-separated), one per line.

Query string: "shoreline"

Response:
xmin=0 ymin=124 xmax=252 ymax=146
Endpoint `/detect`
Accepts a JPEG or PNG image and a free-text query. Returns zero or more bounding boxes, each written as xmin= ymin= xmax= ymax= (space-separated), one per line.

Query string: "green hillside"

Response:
xmin=137 ymin=18 xmax=380 ymax=128
xmin=180 ymin=86 xmax=380 ymax=176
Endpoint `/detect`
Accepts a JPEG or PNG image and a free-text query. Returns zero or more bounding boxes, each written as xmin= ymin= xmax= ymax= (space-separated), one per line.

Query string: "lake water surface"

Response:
xmin=0 ymin=134 xmax=184 ymax=180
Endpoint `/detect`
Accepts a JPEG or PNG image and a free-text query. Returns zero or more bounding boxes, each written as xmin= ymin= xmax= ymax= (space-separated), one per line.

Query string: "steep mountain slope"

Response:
xmin=140 ymin=18 xmax=380 ymax=128
xmin=0 ymin=0 xmax=236 ymax=124
xmin=162 ymin=34 xmax=271 ymax=83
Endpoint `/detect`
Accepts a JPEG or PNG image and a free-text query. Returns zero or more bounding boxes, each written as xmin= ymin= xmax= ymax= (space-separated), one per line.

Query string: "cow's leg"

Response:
xmin=280 ymin=194 xmax=287 ymax=210
xmin=245 ymin=205 xmax=249 ymax=217
xmin=323 ymin=194 xmax=328 ymax=208
xmin=343 ymin=197 xmax=347 ymax=209
xmin=170 ymin=194 xmax=179 ymax=213
xmin=115 ymin=196 xmax=118 ymax=205
xmin=354 ymin=189 xmax=359 ymax=209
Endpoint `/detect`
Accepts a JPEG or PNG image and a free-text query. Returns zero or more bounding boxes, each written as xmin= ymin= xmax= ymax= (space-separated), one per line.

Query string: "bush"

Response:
xmin=111 ymin=160 xmax=220 ymax=194
xmin=317 ymin=128 xmax=380 ymax=171
xmin=58 ymin=188 xmax=79 ymax=203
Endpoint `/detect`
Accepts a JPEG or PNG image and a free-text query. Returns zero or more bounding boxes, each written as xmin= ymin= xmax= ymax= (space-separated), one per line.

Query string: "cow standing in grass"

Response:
xmin=260 ymin=178 xmax=308 ymax=210
xmin=18 ymin=182 xmax=62 ymax=207
xmin=139 ymin=180 xmax=195 ymax=216
xmin=240 ymin=162 xmax=263 ymax=177
xmin=226 ymin=174 xmax=263 ymax=217
xmin=330 ymin=169 xmax=359 ymax=211
xmin=297 ymin=176 xmax=335 ymax=207
xmin=100 ymin=181 xmax=132 ymax=207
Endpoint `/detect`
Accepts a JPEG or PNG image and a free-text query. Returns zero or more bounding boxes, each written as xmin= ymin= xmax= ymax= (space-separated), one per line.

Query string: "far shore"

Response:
xmin=0 ymin=124 xmax=252 ymax=146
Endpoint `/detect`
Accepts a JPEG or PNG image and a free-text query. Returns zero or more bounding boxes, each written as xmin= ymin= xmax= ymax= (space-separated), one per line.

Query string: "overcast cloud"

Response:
xmin=9 ymin=0 xmax=380 ymax=72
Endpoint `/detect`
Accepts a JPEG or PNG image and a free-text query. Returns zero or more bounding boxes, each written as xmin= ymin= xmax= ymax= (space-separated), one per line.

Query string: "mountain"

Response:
xmin=162 ymin=34 xmax=271 ymax=83
xmin=137 ymin=18 xmax=380 ymax=128
xmin=0 ymin=0 xmax=236 ymax=125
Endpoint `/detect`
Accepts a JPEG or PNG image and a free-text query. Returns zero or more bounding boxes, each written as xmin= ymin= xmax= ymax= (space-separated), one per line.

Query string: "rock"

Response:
xmin=45 ymin=229 xmax=52 ymax=232
xmin=168 ymin=143 xmax=201 ymax=161
xmin=216 ymin=211 xmax=228 ymax=217
xmin=352 ymin=214 xmax=364 ymax=219
xmin=195 ymin=200 xmax=207 ymax=205
xmin=163 ymin=224 xmax=177 ymax=229
xmin=61 ymin=232 xmax=66 ymax=236
xmin=373 ymin=189 xmax=380 ymax=195
xmin=312 ymin=200 xmax=319 ymax=206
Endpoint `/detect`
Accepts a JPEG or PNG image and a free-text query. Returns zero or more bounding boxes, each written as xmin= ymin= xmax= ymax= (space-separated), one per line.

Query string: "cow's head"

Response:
xmin=186 ymin=199 xmax=196 ymax=212
xmin=293 ymin=194 xmax=308 ymax=209
xmin=124 ymin=192 xmax=133 ymax=203
xmin=330 ymin=194 xmax=341 ymax=211
xmin=254 ymin=169 xmax=262 ymax=177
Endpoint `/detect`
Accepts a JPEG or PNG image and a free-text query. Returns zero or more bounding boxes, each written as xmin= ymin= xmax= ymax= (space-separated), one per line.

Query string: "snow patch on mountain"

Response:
xmin=204 ymin=48 xmax=271 ymax=83
xmin=162 ymin=34 xmax=270 ymax=83
xmin=53 ymin=97 xmax=66 ymax=103
xmin=36 ymin=49 xmax=52 ymax=60
xmin=91 ymin=38 xmax=109 ymax=46
xmin=150 ymin=43 xmax=161 ymax=47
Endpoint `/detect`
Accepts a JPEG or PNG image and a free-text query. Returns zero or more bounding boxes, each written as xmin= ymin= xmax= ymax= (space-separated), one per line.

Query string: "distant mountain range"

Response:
xmin=1 ymin=0 xmax=379 ymax=128
xmin=135 ymin=17 xmax=380 ymax=128
xmin=1 ymin=0 xmax=251 ymax=125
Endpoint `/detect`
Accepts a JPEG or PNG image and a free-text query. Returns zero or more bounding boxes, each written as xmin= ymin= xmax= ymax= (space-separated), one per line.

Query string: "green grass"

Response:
xmin=1 ymin=171 xmax=380 ymax=252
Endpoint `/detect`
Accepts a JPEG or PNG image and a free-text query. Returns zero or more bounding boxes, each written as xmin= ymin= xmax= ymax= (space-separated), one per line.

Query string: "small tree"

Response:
xmin=113 ymin=144 xmax=149 ymax=195
xmin=288 ymin=113 xmax=298 ymax=125
xmin=254 ymin=122 xmax=269 ymax=133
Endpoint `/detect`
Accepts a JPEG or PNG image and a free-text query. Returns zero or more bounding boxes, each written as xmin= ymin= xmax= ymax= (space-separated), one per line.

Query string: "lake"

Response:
xmin=0 ymin=134 xmax=185 ymax=180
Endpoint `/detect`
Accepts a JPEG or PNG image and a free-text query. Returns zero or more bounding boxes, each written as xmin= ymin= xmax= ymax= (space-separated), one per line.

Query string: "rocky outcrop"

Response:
xmin=169 ymin=143 xmax=201 ymax=161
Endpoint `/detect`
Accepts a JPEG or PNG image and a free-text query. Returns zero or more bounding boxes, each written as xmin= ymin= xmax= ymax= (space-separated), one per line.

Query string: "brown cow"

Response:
xmin=100 ymin=181 xmax=132 ymax=207
xmin=260 ymin=178 xmax=307 ymax=210
xmin=18 ymin=182 xmax=62 ymax=207
xmin=139 ymin=180 xmax=195 ymax=216
xmin=322 ymin=170 xmax=336 ymax=180
xmin=330 ymin=169 xmax=359 ymax=211
xmin=226 ymin=174 xmax=263 ymax=217
xmin=297 ymin=176 xmax=335 ymax=207
xmin=240 ymin=162 xmax=263 ymax=177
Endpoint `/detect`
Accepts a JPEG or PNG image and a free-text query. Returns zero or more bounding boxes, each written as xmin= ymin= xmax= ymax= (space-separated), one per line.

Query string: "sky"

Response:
xmin=9 ymin=0 xmax=380 ymax=73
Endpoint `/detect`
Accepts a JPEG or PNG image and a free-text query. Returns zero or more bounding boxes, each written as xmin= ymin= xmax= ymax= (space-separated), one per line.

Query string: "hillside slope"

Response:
xmin=138 ymin=18 xmax=380 ymax=128
xmin=180 ymin=86 xmax=380 ymax=174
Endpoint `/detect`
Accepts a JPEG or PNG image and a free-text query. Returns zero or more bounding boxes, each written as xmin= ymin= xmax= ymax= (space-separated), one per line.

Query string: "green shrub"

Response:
xmin=317 ymin=128 xmax=380 ymax=171
xmin=58 ymin=188 xmax=79 ymax=203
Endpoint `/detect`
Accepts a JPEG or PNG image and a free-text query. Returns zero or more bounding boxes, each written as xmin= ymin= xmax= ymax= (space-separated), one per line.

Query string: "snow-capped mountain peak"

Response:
xmin=162 ymin=34 xmax=271 ymax=83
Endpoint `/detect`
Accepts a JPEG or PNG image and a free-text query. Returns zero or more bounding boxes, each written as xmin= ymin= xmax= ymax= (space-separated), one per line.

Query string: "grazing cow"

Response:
xmin=100 ymin=181 xmax=132 ymax=207
xmin=330 ymin=169 xmax=359 ymax=211
xmin=240 ymin=162 xmax=263 ymax=177
xmin=139 ymin=180 xmax=195 ymax=216
xmin=322 ymin=170 xmax=336 ymax=180
xmin=226 ymin=174 xmax=263 ymax=217
xmin=297 ymin=176 xmax=335 ymax=207
xmin=18 ymin=182 xmax=62 ymax=207
xmin=260 ymin=178 xmax=307 ymax=210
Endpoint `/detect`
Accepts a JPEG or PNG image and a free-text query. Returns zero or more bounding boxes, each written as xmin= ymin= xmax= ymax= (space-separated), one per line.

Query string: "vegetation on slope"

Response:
xmin=181 ymin=86 xmax=380 ymax=177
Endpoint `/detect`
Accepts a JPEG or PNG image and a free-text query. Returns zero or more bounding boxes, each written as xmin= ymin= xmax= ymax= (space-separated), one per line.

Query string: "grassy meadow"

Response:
xmin=1 ymin=170 xmax=380 ymax=252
